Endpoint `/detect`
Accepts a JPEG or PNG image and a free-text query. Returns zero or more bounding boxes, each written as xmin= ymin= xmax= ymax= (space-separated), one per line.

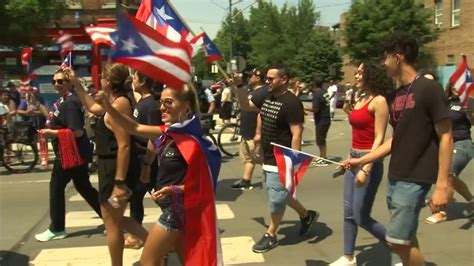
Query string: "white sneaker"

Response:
xmin=391 ymin=252 xmax=403 ymax=266
xmin=35 ymin=229 xmax=68 ymax=242
xmin=329 ymin=255 xmax=357 ymax=266
xmin=311 ymin=159 xmax=329 ymax=167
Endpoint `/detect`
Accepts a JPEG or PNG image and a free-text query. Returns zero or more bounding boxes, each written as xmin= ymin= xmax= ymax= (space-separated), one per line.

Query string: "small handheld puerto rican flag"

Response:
xmin=60 ymin=52 xmax=72 ymax=69
xmin=273 ymin=143 xmax=313 ymax=198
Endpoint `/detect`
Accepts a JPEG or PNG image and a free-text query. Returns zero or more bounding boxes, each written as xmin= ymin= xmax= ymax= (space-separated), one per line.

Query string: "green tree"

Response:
xmin=294 ymin=30 xmax=343 ymax=83
xmin=214 ymin=8 xmax=251 ymax=61
xmin=1 ymin=0 xmax=66 ymax=46
xmin=343 ymin=0 xmax=437 ymax=65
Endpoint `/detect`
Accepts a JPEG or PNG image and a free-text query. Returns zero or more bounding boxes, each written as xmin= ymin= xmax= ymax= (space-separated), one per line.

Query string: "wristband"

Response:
xmin=114 ymin=179 xmax=126 ymax=185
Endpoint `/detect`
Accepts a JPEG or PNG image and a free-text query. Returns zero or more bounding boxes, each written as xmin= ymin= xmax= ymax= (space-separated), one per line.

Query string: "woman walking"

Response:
xmin=330 ymin=62 xmax=392 ymax=265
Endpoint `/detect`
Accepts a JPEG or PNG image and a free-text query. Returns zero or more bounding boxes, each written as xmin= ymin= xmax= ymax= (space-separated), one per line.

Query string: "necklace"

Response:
xmin=391 ymin=75 xmax=419 ymax=123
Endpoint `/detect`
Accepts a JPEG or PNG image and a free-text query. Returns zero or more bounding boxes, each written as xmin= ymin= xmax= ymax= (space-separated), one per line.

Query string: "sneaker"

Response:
xmin=231 ymin=179 xmax=253 ymax=190
xmin=299 ymin=210 xmax=319 ymax=235
xmin=252 ymin=233 xmax=278 ymax=253
xmin=311 ymin=159 xmax=329 ymax=167
xmin=329 ymin=256 xmax=357 ymax=266
xmin=391 ymin=252 xmax=403 ymax=266
xmin=35 ymin=229 xmax=67 ymax=242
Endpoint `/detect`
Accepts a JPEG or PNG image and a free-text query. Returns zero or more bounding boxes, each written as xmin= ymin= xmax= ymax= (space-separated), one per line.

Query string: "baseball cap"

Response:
xmin=247 ymin=68 xmax=265 ymax=79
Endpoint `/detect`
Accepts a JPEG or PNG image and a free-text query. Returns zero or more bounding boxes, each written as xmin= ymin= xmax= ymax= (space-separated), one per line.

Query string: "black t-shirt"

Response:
xmin=449 ymin=97 xmax=471 ymax=142
xmin=388 ymin=77 xmax=449 ymax=184
xmin=240 ymin=85 xmax=269 ymax=139
xmin=253 ymin=91 xmax=305 ymax=167
xmin=312 ymin=88 xmax=331 ymax=125
xmin=49 ymin=93 xmax=88 ymax=157
xmin=156 ymin=140 xmax=187 ymax=190
xmin=133 ymin=96 xmax=163 ymax=154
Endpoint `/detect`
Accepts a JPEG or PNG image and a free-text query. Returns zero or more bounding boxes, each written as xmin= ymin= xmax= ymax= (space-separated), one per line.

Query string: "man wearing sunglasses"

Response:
xmin=229 ymin=65 xmax=318 ymax=253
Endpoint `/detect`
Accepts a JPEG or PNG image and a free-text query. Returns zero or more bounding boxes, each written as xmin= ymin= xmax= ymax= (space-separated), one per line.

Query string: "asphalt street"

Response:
xmin=1 ymin=109 xmax=473 ymax=266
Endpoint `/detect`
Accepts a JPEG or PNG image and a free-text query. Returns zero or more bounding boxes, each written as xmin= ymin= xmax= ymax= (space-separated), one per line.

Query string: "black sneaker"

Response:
xmin=231 ymin=179 xmax=253 ymax=190
xmin=252 ymin=233 xmax=278 ymax=253
xmin=299 ymin=210 xmax=319 ymax=235
xmin=311 ymin=159 xmax=329 ymax=167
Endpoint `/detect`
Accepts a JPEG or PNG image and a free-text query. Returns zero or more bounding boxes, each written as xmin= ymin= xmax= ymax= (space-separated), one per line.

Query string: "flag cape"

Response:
xmin=156 ymin=115 xmax=222 ymax=266
xmin=273 ymin=145 xmax=312 ymax=198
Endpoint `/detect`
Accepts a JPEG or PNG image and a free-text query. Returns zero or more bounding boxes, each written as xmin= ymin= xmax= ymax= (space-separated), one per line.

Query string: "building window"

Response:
xmin=447 ymin=54 xmax=455 ymax=65
xmin=434 ymin=0 xmax=443 ymax=27
xmin=452 ymin=0 xmax=461 ymax=27
xmin=102 ymin=0 xmax=116 ymax=8
xmin=66 ymin=0 xmax=82 ymax=9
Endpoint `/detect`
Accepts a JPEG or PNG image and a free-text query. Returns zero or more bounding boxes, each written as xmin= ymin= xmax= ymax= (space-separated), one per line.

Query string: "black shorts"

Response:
xmin=315 ymin=122 xmax=330 ymax=146
xmin=219 ymin=102 xmax=233 ymax=119
xmin=97 ymin=157 xmax=141 ymax=203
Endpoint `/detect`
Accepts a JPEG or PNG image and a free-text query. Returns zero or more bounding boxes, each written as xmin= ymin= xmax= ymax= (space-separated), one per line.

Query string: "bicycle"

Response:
xmin=0 ymin=121 xmax=39 ymax=173
xmin=200 ymin=114 xmax=217 ymax=146
xmin=217 ymin=104 xmax=241 ymax=157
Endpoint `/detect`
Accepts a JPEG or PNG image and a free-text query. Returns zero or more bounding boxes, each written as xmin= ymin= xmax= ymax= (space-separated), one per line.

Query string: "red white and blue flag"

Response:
xmin=54 ymin=30 xmax=74 ymax=58
xmin=155 ymin=115 xmax=222 ymax=266
xmin=135 ymin=0 xmax=190 ymax=42
xmin=449 ymin=55 xmax=474 ymax=106
xmin=60 ymin=52 xmax=72 ymax=69
xmin=20 ymin=47 xmax=33 ymax=72
xmin=273 ymin=144 xmax=313 ymax=198
xmin=110 ymin=13 xmax=192 ymax=89
xmin=85 ymin=26 xmax=116 ymax=47
xmin=190 ymin=32 xmax=223 ymax=63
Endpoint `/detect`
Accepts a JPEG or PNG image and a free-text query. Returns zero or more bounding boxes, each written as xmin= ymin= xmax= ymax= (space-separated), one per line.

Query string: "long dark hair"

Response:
xmin=361 ymin=62 xmax=393 ymax=96
xmin=135 ymin=71 xmax=163 ymax=101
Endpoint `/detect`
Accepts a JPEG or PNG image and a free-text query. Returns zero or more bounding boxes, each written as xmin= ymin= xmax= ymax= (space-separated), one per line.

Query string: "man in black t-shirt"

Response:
xmin=230 ymin=68 xmax=268 ymax=190
xmin=230 ymin=65 xmax=318 ymax=253
xmin=345 ymin=34 xmax=453 ymax=265
xmin=305 ymin=79 xmax=331 ymax=166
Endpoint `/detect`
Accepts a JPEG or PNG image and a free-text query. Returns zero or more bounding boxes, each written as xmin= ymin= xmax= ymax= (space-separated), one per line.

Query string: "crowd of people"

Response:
xmin=1 ymin=32 xmax=472 ymax=266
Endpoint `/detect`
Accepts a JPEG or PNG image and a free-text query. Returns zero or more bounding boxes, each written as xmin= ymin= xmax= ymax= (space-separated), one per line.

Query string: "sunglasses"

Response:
xmin=159 ymin=98 xmax=175 ymax=108
xmin=52 ymin=79 xmax=64 ymax=85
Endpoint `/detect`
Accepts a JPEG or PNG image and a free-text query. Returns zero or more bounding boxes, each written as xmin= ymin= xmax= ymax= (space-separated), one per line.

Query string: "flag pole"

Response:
xmin=270 ymin=142 xmax=343 ymax=166
xmin=167 ymin=0 xmax=229 ymax=79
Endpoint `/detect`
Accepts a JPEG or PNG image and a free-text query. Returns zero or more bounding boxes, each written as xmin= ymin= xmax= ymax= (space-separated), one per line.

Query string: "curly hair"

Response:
xmin=361 ymin=62 xmax=393 ymax=96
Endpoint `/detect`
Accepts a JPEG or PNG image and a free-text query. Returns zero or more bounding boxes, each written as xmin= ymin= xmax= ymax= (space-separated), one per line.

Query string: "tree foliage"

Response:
xmin=343 ymin=0 xmax=437 ymax=65
xmin=0 ymin=0 xmax=66 ymax=47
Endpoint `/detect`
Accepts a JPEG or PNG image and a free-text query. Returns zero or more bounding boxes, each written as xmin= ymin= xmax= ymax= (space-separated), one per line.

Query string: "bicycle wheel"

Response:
xmin=3 ymin=141 xmax=38 ymax=173
xmin=204 ymin=133 xmax=218 ymax=146
xmin=217 ymin=123 xmax=241 ymax=157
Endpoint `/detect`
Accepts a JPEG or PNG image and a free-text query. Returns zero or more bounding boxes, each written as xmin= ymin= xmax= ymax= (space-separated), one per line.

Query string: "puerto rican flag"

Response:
xmin=18 ymin=76 xmax=31 ymax=93
xmin=54 ymin=30 xmax=74 ymax=58
xmin=111 ymin=13 xmax=192 ymax=89
xmin=20 ymin=47 xmax=33 ymax=72
xmin=449 ymin=55 xmax=474 ymax=106
xmin=85 ymin=26 xmax=116 ymax=47
xmin=273 ymin=144 xmax=313 ymax=198
xmin=155 ymin=115 xmax=222 ymax=266
xmin=190 ymin=32 xmax=223 ymax=63
xmin=135 ymin=0 xmax=190 ymax=42
xmin=60 ymin=52 xmax=72 ymax=69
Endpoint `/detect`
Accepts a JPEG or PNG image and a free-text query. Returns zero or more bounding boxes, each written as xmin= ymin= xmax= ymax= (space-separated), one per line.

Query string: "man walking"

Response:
xmin=345 ymin=34 xmax=452 ymax=266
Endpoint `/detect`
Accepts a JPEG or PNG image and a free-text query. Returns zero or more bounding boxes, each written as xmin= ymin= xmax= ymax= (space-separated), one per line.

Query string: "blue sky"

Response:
xmin=172 ymin=0 xmax=352 ymax=38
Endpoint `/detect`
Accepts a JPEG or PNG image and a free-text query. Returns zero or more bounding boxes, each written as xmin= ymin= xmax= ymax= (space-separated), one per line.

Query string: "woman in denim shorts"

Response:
xmin=98 ymin=83 xmax=221 ymax=266
xmin=425 ymin=83 xmax=473 ymax=224
xmin=330 ymin=62 xmax=392 ymax=266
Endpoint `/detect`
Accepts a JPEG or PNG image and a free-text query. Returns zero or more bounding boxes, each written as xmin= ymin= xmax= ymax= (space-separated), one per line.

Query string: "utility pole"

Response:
xmin=228 ymin=0 xmax=233 ymax=72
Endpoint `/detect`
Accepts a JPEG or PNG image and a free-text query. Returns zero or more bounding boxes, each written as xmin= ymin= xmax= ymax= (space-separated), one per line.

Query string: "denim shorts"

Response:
xmin=156 ymin=200 xmax=184 ymax=231
xmin=451 ymin=139 xmax=473 ymax=177
xmin=386 ymin=180 xmax=431 ymax=245
xmin=264 ymin=171 xmax=289 ymax=213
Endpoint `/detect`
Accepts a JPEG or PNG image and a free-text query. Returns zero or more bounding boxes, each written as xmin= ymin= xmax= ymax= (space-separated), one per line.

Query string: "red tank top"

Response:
xmin=349 ymin=98 xmax=375 ymax=149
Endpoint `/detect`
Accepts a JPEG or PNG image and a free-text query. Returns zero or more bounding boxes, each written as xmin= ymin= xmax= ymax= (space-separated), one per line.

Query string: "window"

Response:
xmin=452 ymin=0 xmax=461 ymax=27
xmin=447 ymin=54 xmax=455 ymax=65
xmin=66 ymin=0 xmax=82 ymax=9
xmin=102 ymin=0 xmax=116 ymax=8
xmin=434 ymin=0 xmax=443 ymax=27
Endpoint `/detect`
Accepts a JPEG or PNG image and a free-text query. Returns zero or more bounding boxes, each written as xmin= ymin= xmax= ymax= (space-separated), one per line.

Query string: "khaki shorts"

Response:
xmin=239 ymin=139 xmax=262 ymax=164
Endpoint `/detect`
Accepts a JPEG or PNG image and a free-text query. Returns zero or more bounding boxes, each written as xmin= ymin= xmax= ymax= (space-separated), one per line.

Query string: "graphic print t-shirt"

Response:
xmin=388 ymin=77 xmax=449 ymax=184
xmin=253 ymin=91 xmax=305 ymax=167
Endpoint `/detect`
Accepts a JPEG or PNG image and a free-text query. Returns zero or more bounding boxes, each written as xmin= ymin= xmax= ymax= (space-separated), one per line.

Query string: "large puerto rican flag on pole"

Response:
xmin=449 ymin=55 xmax=474 ymax=106
xmin=156 ymin=115 xmax=222 ymax=266
xmin=85 ymin=26 xmax=116 ymax=47
xmin=20 ymin=47 xmax=33 ymax=72
xmin=110 ymin=13 xmax=192 ymax=89
xmin=190 ymin=32 xmax=223 ymax=63
xmin=273 ymin=143 xmax=313 ymax=198
xmin=135 ymin=0 xmax=190 ymax=42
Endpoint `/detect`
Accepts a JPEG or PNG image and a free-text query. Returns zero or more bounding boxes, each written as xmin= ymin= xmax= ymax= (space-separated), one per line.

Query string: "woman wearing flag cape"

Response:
xmin=95 ymin=83 xmax=222 ymax=266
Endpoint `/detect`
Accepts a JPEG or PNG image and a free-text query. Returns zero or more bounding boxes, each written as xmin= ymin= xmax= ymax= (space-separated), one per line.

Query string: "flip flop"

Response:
xmin=424 ymin=211 xmax=447 ymax=224
xmin=124 ymin=238 xmax=143 ymax=249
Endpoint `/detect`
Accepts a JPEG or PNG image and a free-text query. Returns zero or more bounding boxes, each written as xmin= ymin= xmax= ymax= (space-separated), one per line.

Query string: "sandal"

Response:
xmin=124 ymin=238 xmax=143 ymax=249
xmin=424 ymin=211 xmax=447 ymax=224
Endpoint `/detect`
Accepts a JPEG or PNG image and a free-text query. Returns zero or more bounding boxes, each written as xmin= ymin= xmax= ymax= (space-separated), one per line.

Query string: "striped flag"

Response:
xmin=135 ymin=0 xmax=190 ymax=42
xmin=449 ymin=55 xmax=474 ymax=106
xmin=20 ymin=47 xmax=33 ymax=72
xmin=190 ymin=32 xmax=223 ymax=63
xmin=60 ymin=52 xmax=72 ymax=69
xmin=54 ymin=30 xmax=74 ymax=58
xmin=85 ymin=26 xmax=116 ymax=46
xmin=273 ymin=144 xmax=313 ymax=198
xmin=110 ymin=13 xmax=192 ymax=89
